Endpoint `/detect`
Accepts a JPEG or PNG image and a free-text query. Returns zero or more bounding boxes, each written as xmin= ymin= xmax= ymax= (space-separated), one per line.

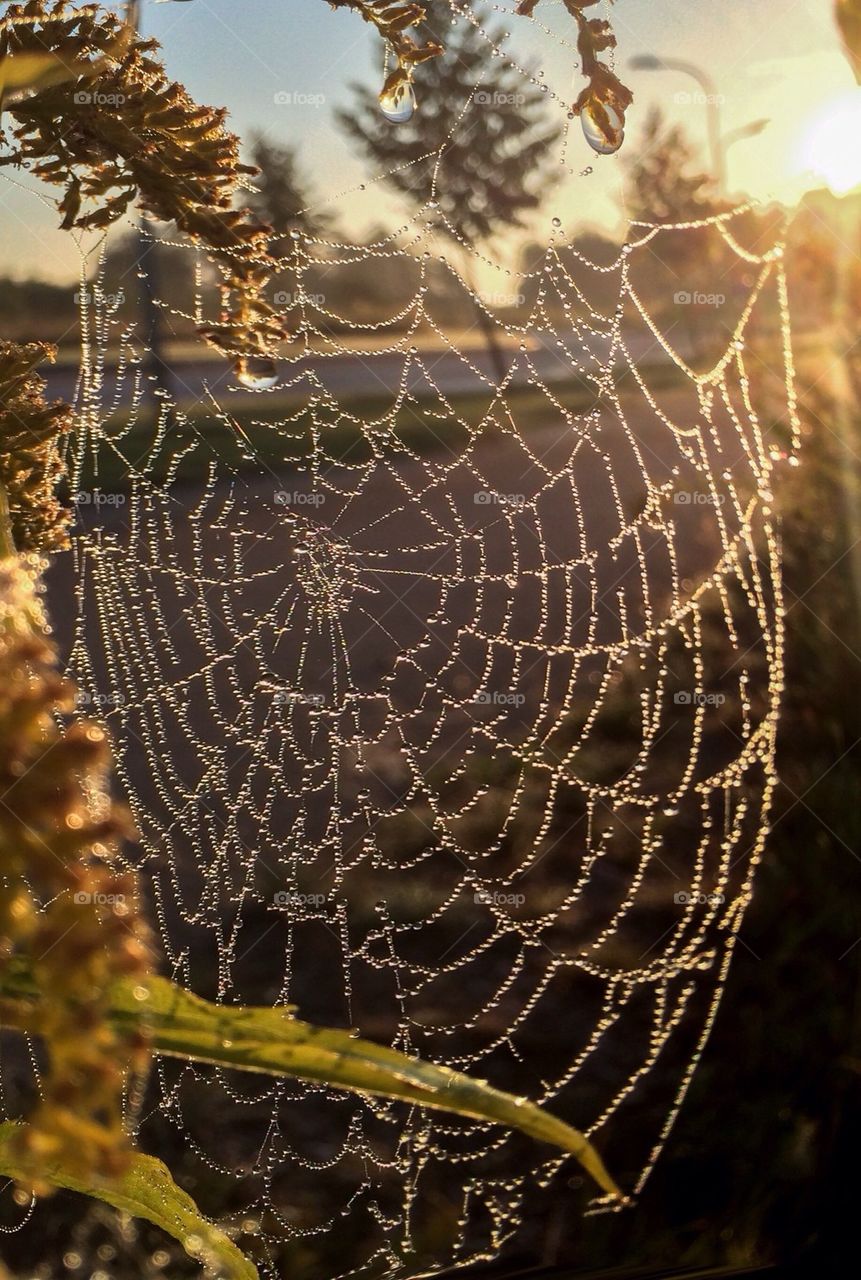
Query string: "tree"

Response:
xmin=624 ymin=106 xmax=720 ymax=225
xmin=336 ymin=9 xmax=561 ymax=379
xmin=622 ymin=107 xmax=734 ymax=358
xmin=247 ymin=136 xmax=339 ymax=336
xmin=248 ymin=134 xmax=336 ymax=244
xmin=328 ymin=1 xmax=632 ymax=147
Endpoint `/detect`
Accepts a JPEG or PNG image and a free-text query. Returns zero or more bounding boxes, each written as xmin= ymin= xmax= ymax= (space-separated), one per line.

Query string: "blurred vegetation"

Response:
xmin=337 ymin=6 xmax=560 ymax=376
xmin=248 ymin=136 xmax=337 ymax=246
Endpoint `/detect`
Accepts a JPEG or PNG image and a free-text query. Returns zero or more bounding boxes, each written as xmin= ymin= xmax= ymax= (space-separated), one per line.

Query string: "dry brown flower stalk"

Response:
xmin=0 ymin=517 xmax=152 ymax=1192
xmin=0 ymin=342 xmax=72 ymax=555
xmin=517 ymin=0 xmax=632 ymax=136
xmin=0 ymin=0 xmax=285 ymax=361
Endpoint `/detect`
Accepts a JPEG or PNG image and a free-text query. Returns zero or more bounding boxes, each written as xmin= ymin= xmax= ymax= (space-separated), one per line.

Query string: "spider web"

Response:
xmin=11 ymin=3 xmax=801 ymax=1276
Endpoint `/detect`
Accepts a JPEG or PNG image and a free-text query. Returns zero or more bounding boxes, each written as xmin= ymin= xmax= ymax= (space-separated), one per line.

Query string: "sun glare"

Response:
xmin=796 ymin=88 xmax=861 ymax=196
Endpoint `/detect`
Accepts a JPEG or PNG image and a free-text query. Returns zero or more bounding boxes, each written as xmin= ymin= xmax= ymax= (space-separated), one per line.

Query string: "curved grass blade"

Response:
xmin=114 ymin=976 xmax=621 ymax=1200
xmin=0 ymin=1122 xmax=257 ymax=1280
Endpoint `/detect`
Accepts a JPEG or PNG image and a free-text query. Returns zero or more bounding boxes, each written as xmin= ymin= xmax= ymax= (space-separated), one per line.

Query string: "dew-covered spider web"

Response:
xmin=20 ymin=2 xmax=802 ymax=1275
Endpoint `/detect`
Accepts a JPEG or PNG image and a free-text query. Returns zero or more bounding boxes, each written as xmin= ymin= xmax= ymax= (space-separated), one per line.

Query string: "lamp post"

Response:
xmin=722 ymin=117 xmax=770 ymax=157
xmin=126 ymin=0 xmax=172 ymax=406
xmin=629 ymin=54 xmax=727 ymax=191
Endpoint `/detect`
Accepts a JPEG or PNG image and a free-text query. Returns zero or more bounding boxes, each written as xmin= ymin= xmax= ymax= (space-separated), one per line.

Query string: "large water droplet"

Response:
xmin=234 ymin=356 xmax=279 ymax=390
xmin=580 ymin=99 xmax=625 ymax=155
xmin=379 ymin=79 xmax=417 ymax=124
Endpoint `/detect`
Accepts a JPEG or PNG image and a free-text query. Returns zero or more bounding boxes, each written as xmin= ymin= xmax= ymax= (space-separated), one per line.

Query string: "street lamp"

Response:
xmin=126 ymin=0 xmax=172 ymax=405
xmin=629 ymin=54 xmax=726 ymax=191
xmin=722 ymin=117 xmax=770 ymax=155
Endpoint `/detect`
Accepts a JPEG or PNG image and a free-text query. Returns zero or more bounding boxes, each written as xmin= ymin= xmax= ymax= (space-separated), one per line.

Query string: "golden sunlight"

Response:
xmin=795 ymin=87 xmax=861 ymax=195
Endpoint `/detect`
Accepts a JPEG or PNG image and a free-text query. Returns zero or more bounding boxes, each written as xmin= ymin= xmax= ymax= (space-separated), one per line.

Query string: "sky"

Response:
xmin=0 ymin=0 xmax=856 ymax=282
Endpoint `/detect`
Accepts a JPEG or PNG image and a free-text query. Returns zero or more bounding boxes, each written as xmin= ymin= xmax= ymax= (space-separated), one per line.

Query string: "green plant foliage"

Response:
xmin=0 ymin=1123 xmax=258 ymax=1280
xmin=125 ymin=976 xmax=621 ymax=1198
xmin=0 ymin=963 xmax=621 ymax=1200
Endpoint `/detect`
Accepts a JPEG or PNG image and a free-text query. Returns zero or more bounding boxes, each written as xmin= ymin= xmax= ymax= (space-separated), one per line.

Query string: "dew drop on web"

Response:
xmin=233 ymin=356 xmax=279 ymax=390
xmin=580 ymin=99 xmax=625 ymax=155
xmin=379 ymin=79 xmax=417 ymax=124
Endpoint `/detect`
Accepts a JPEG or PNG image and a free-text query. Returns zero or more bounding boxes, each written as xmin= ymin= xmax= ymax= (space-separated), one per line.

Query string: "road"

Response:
xmin=40 ymin=327 xmax=673 ymax=408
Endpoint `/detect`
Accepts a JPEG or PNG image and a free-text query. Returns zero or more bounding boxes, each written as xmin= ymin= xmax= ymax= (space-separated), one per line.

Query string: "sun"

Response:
xmin=795 ymin=88 xmax=861 ymax=196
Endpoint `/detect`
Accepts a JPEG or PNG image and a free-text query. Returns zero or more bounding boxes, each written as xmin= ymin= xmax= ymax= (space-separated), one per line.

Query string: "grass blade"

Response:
xmin=0 ymin=1122 xmax=257 ymax=1280
xmin=115 ymin=976 xmax=621 ymax=1200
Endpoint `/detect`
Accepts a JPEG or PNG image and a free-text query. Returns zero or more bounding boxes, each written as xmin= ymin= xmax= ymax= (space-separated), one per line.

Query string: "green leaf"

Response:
xmin=113 ymin=976 xmax=621 ymax=1200
xmin=0 ymin=962 xmax=621 ymax=1199
xmin=0 ymin=1122 xmax=257 ymax=1280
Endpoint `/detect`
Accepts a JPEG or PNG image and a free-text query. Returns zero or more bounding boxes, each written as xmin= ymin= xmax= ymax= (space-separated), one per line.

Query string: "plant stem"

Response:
xmin=0 ymin=481 xmax=16 ymax=559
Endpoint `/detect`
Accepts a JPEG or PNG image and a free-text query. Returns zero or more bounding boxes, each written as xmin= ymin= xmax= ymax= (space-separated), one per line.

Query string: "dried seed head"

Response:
xmin=0 ymin=532 xmax=153 ymax=1191
xmin=1 ymin=1 xmax=286 ymax=361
